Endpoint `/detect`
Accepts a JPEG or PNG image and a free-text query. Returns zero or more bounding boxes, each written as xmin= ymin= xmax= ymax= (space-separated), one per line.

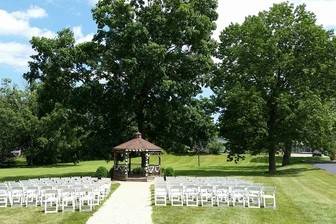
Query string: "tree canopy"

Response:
xmin=0 ymin=80 xmax=37 ymax=165
xmin=23 ymin=0 xmax=219 ymax=163
xmin=3 ymin=1 xmax=336 ymax=170
xmin=212 ymin=2 xmax=336 ymax=174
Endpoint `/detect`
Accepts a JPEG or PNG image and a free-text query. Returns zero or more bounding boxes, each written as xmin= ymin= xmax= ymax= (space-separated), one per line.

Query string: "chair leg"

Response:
xmin=273 ymin=197 xmax=276 ymax=209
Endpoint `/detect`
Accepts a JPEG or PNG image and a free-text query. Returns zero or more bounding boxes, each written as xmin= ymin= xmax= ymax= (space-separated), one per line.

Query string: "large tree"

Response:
xmin=92 ymin=0 xmax=218 ymax=146
xmin=212 ymin=3 xmax=336 ymax=174
xmin=0 ymin=79 xmax=37 ymax=165
xmin=24 ymin=0 xmax=218 ymax=157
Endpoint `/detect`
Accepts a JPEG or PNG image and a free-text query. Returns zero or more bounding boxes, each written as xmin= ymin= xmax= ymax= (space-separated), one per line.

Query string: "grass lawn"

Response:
xmin=0 ymin=183 xmax=119 ymax=224
xmin=0 ymin=154 xmax=335 ymax=224
xmin=0 ymin=160 xmax=117 ymax=224
xmin=153 ymin=154 xmax=336 ymax=224
xmin=0 ymin=160 xmax=113 ymax=181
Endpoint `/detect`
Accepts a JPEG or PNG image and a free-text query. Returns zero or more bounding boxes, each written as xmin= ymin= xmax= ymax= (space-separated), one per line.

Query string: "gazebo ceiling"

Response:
xmin=113 ymin=132 xmax=162 ymax=152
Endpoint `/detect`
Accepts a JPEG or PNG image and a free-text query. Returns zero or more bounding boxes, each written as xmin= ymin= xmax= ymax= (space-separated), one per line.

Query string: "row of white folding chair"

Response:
xmin=155 ymin=184 xmax=275 ymax=208
xmin=0 ymin=184 xmax=107 ymax=209
xmin=161 ymin=177 xmax=252 ymax=183
xmin=44 ymin=188 xmax=95 ymax=213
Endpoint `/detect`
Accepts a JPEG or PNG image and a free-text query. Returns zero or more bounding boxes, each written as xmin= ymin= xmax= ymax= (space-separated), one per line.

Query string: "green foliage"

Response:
xmin=24 ymin=104 xmax=86 ymax=166
xmin=24 ymin=29 xmax=128 ymax=162
xmin=108 ymin=167 xmax=114 ymax=178
xmin=132 ymin=167 xmax=145 ymax=175
xmin=212 ymin=2 xmax=336 ymax=174
xmin=95 ymin=166 xmax=108 ymax=178
xmin=24 ymin=0 xmax=219 ymax=156
xmin=164 ymin=167 xmax=175 ymax=176
xmin=0 ymin=80 xmax=38 ymax=166
xmin=91 ymin=0 xmax=219 ymax=151
xmin=161 ymin=98 xmax=217 ymax=153
xmin=328 ymin=151 xmax=336 ymax=161
xmin=207 ymin=139 xmax=225 ymax=154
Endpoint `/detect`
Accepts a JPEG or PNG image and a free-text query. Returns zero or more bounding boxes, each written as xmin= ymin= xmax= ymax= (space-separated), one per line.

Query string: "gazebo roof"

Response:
xmin=113 ymin=132 xmax=162 ymax=152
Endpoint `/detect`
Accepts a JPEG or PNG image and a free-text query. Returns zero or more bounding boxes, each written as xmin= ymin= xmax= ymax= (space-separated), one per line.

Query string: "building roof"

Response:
xmin=113 ymin=132 xmax=162 ymax=152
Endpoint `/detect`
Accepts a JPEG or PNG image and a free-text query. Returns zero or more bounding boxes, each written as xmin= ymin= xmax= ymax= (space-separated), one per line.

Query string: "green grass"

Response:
xmin=0 ymin=155 xmax=334 ymax=224
xmin=152 ymin=154 xmax=336 ymax=224
xmin=0 ymin=183 xmax=119 ymax=224
xmin=0 ymin=160 xmax=113 ymax=181
xmin=0 ymin=160 xmax=117 ymax=224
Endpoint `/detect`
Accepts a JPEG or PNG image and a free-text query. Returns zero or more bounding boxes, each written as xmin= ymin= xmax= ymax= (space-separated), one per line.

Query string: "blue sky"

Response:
xmin=0 ymin=0 xmax=335 ymax=89
xmin=0 ymin=0 xmax=97 ymax=87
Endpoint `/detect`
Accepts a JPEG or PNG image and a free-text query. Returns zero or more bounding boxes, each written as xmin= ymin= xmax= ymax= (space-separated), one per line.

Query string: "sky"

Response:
xmin=0 ymin=0 xmax=336 ymax=88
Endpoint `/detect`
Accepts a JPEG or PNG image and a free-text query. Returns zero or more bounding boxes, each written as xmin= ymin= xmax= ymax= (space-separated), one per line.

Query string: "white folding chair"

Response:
xmin=184 ymin=185 xmax=199 ymax=207
xmin=0 ymin=190 xmax=8 ymax=207
xmin=60 ymin=189 xmax=76 ymax=212
xmin=44 ymin=189 xmax=59 ymax=213
xmin=215 ymin=185 xmax=230 ymax=207
xmin=25 ymin=186 xmax=39 ymax=207
xmin=39 ymin=186 xmax=53 ymax=206
xmin=169 ymin=186 xmax=183 ymax=206
xmin=232 ymin=186 xmax=246 ymax=207
xmin=262 ymin=186 xmax=276 ymax=209
xmin=155 ymin=187 xmax=167 ymax=206
xmin=91 ymin=187 xmax=101 ymax=207
xmin=78 ymin=188 xmax=93 ymax=212
xmin=247 ymin=186 xmax=261 ymax=208
xmin=9 ymin=187 xmax=24 ymax=207
xmin=199 ymin=186 xmax=214 ymax=207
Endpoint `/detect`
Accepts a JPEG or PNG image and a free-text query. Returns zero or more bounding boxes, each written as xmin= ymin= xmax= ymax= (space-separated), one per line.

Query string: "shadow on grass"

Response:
xmin=250 ymin=156 xmax=329 ymax=164
xmin=1 ymin=163 xmax=80 ymax=169
xmin=175 ymin=166 xmax=319 ymax=177
xmin=0 ymin=171 xmax=95 ymax=182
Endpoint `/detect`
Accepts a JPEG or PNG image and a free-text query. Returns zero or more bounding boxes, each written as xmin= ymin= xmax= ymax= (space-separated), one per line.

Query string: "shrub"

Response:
xmin=109 ymin=167 xmax=114 ymax=178
xmin=207 ymin=139 xmax=225 ymax=154
xmin=164 ymin=167 xmax=175 ymax=176
xmin=95 ymin=166 xmax=108 ymax=178
xmin=132 ymin=167 xmax=144 ymax=175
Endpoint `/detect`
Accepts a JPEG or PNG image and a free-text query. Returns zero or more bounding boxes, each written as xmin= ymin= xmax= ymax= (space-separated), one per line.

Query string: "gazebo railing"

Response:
xmin=113 ymin=164 xmax=128 ymax=179
xmin=147 ymin=165 xmax=160 ymax=176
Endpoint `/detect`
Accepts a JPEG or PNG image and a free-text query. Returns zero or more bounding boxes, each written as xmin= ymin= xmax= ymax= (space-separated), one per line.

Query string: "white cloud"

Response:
xmin=295 ymin=0 xmax=336 ymax=29
xmin=0 ymin=42 xmax=33 ymax=70
xmin=214 ymin=0 xmax=336 ymax=39
xmin=0 ymin=6 xmax=54 ymax=39
xmin=88 ymin=0 xmax=99 ymax=7
xmin=72 ymin=26 xmax=93 ymax=44
xmin=0 ymin=25 xmax=94 ymax=69
xmin=12 ymin=5 xmax=47 ymax=20
xmin=0 ymin=25 xmax=94 ymax=70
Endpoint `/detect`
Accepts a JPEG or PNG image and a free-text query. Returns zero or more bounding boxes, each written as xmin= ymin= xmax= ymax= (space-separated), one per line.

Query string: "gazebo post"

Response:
xmin=144 ymin=152 xmax=149 ymax=177
xmin=124 ymin=152 xmax=129 ymax=180
xmin=114 ymin=152 xmax=117 ymax=166
xmin=141 ymin=153 xmax=146 ymax=168
xmin=128 ymin=152 xmax=132 ymax=175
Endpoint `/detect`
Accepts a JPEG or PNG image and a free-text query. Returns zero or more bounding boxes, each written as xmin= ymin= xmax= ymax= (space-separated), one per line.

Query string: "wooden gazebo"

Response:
xmin=112 ymin=132 xmax=162 ymax=181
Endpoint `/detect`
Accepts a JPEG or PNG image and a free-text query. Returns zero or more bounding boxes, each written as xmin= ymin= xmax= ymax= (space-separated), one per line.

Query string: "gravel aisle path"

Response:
xmin=86 ymin=181 xmax=152 ymax=224
xmin=314 ymin=163 xmax=336 ymax=174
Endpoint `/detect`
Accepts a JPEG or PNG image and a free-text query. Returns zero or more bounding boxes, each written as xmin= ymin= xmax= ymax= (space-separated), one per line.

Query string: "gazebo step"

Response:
xmin=125 ymin=176 xmax=155 ymax=182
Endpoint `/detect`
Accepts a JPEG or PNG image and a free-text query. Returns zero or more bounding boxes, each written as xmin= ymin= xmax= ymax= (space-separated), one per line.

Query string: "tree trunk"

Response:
xmin=282 ymin=142 xmax=291 ymax=166
xmin=267 ymin=98 xmax=277 ymax=175
xmin=269 ymin=147 xmax=276 ymax=175
xmin=197 ymin=151 xmax=200 ymax=167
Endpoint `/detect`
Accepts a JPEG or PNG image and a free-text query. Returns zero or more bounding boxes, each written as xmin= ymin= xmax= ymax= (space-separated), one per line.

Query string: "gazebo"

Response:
xmin=112 ymin=132 xmax=162 ymax=181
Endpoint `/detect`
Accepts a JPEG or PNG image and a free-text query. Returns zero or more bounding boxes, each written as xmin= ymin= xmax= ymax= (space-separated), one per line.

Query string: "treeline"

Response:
xmin=1 ymin=1 xmax=336 ymax=174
